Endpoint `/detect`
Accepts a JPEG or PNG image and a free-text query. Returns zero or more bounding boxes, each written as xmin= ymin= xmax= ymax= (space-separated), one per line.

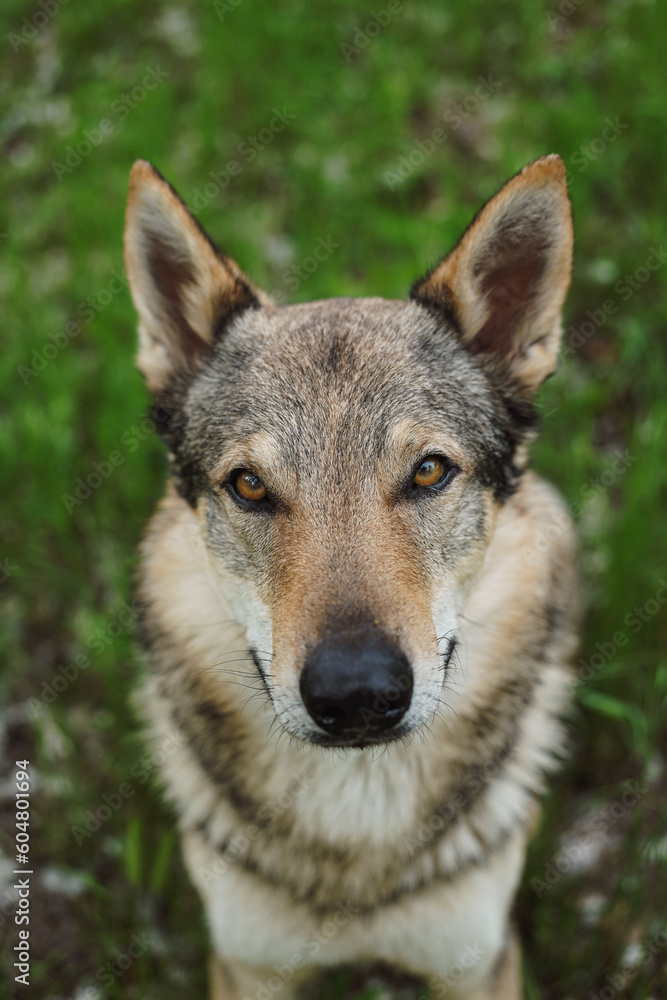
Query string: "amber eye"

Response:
xmin=232 ymin=470 xmax=267 ymax=503
xmin=413 ymin=456 xmax=453 ymax=490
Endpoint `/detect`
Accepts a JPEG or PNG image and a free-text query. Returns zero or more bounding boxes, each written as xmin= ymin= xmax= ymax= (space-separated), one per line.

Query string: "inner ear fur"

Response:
xmin=124 ymin=160 xmax=272 ymax=393
xmin=411 ymin=155 xmax=573 ymax=395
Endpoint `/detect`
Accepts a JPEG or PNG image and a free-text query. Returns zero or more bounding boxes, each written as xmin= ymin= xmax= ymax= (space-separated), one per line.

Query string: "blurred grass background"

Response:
xmin=1 ymin=0 xmax=666 ymax=997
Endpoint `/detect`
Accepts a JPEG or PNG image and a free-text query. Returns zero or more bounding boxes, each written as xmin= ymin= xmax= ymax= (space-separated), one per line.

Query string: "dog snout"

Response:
xmin=299 ymin=628 xmax=413 ymax=743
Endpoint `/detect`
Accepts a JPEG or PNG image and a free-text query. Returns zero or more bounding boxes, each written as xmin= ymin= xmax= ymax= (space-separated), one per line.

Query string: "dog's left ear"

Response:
xmin=124 ymin=160 xmax=272 ymax=393
xmin=411 ymin=154 xmax=573 ymax=395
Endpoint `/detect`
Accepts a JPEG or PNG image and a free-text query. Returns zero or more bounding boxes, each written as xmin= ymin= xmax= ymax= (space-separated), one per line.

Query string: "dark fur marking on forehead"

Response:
xmin=325 ymin=331 xmax=346 ymax=375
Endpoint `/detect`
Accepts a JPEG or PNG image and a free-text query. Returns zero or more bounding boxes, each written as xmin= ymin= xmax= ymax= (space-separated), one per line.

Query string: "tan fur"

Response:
xmin=124 ymin=156 xmax=578 ymax=1000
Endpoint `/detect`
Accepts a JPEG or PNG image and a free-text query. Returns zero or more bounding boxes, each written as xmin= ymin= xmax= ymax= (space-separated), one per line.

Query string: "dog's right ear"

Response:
xmin=124 ymin=161 xmax=271 ymax=393
xmin=411 ymin=155 xmax=573 ymax=396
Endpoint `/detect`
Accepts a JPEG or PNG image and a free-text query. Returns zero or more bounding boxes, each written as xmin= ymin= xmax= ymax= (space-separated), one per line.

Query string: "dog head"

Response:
xmin=124 ymin=157 xmax=572 ymax=747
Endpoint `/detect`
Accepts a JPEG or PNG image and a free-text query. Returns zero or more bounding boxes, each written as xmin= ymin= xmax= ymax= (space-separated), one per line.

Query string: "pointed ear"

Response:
xmin=124 ymin=161 xmax=272 ymax=393
xmin=411 ymin=155 xmax=573 ymax=395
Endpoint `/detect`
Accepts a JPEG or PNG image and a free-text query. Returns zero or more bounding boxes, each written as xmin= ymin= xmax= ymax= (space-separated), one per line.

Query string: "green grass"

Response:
xmin=1 ymin=1 xmax=666 ymax=997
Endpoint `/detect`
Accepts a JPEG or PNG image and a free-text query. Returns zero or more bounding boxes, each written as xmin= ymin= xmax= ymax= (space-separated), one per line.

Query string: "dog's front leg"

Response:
xmin=209 ymin=952 xmax=309 ymax=1000
xmin=208 ymin=952 xmax=237 ymax=1000
xmin=208 ymin=953 xmax=257 ymax=1000
xmin=450 ymin=931 xmax=522 ymax=1000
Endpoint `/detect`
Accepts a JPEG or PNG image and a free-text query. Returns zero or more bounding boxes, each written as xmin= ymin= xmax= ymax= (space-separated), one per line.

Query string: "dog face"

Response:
xmin=124 ymin=157 xmax=572 ymax=747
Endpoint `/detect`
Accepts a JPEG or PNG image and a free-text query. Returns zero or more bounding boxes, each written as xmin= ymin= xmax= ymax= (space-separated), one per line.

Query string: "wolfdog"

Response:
xmin=124 ymin=154 xmax=578 ymax=999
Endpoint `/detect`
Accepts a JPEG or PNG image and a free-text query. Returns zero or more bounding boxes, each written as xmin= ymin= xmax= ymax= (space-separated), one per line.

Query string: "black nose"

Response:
xmin=300 ymin=629 xmax=413 ymax=742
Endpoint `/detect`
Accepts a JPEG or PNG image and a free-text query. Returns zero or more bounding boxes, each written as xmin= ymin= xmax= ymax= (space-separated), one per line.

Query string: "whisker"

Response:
xmin=456 ymin=613 xmax=505 ymax=634
xmin=186 ymin=619 xmax=245 ymax=630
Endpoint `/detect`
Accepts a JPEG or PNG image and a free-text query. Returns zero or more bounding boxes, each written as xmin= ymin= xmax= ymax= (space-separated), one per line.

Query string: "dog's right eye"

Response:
xmin=228 ymin=469 xmax=268 ymax=505
xmin=412 ymin=455 xmax=457 ymax=492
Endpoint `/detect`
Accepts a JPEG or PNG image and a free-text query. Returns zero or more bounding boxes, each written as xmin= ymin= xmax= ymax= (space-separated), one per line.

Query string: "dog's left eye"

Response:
xmin=229 ymin=469 xmax=268 ymax=504
xmin=413 ymin=455 xmax=456 ymax=491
